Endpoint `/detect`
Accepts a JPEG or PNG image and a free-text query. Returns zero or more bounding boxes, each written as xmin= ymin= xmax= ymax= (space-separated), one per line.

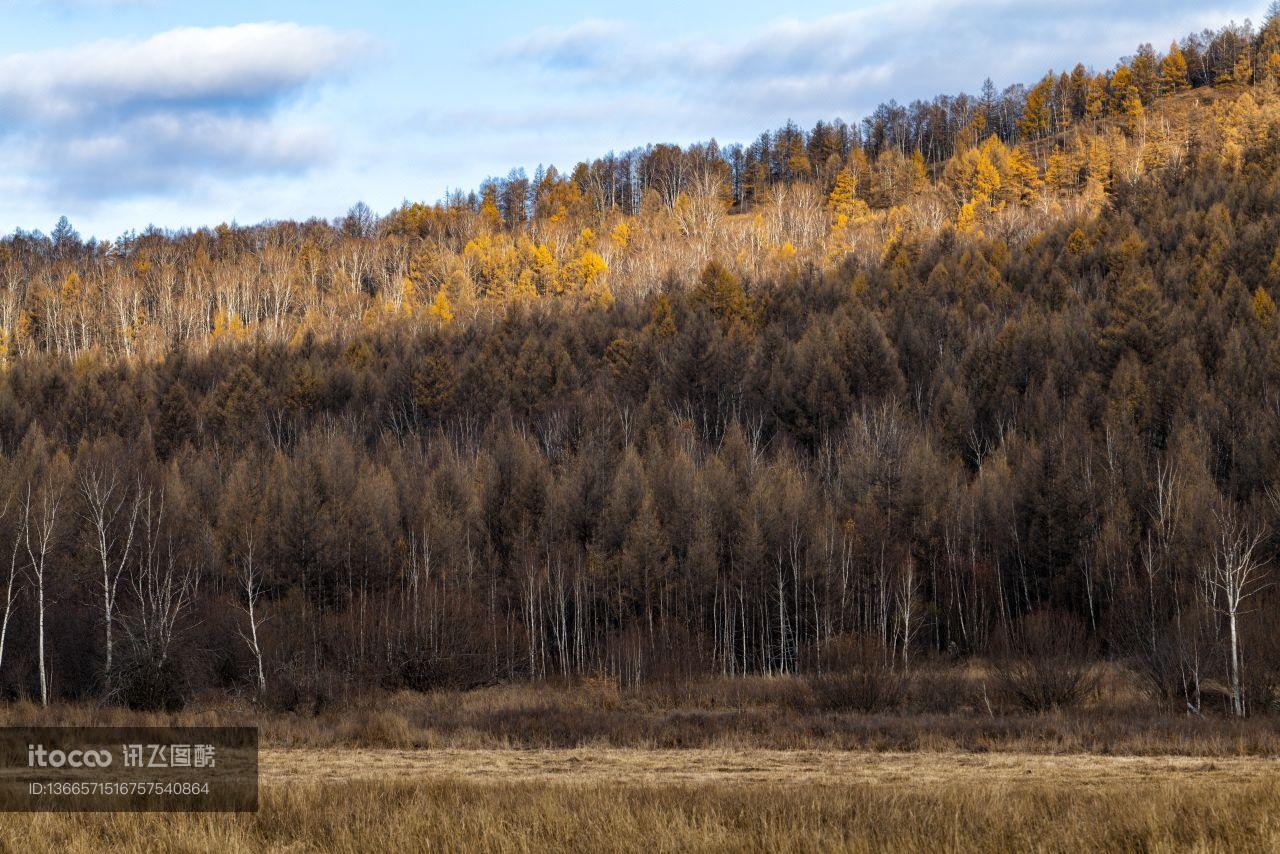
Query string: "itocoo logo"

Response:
xmin=27 ymin=744 xmax=113 ymax=768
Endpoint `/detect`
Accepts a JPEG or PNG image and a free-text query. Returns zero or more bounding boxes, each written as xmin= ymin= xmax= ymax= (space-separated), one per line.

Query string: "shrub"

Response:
xmin=114 ymin=652 xmax=187 ymax=713
xmin=807 ymin=635 xmax=906 ymax=713
xmin=994 ymin=611 xmax=1099 ymax=712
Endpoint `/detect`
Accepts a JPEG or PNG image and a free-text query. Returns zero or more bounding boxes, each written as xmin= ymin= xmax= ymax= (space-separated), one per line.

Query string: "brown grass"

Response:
xmin=257 ymin=746 xmax=1280 ymax=788
xmin=0 ymin=762 xmax=1277 ymax=852
xmin=1 ymin=666 xmax=1277 ymax=756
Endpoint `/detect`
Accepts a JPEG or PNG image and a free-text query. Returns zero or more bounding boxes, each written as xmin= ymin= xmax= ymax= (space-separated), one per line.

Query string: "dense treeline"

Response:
xmin=3 ymin=17 xmax=1278 ymax=363
xmin=1 ymin=137 xmax=1279 ymax=713
xmin=2 ymin=14 xmax=1280 ymax=715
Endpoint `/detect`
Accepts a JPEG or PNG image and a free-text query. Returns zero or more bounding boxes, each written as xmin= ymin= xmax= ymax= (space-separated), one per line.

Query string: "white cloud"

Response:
xmin=495 ymin=0 xmax=1258 ymax=131
xmin=0 ymin=22 xmax=369 ymax=125
xmin=500 ymin=20 xmax=632 ymax=73
xmin=0 ymin=22 xmax=370 ymax=205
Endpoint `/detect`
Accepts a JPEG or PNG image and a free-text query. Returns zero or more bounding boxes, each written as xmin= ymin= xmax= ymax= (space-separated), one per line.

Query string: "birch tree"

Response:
xmin=1205 ymin=508 xmax=1269 ymax=717
xmin=0 ymin=495 xmax=20 ymax=677
xmin=79 ymin=470 xmax=140 ymax=681
xmin=128 ymin=490 xmax=199 ymax=672
xmin=23 ymin=482 xmax=62 ymax=708
xmin=238 ymin=538 xmax=267 ymax=696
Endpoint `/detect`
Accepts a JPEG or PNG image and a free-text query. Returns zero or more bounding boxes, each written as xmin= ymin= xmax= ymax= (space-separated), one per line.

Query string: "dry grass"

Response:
xmin=0 ymin=758 xmax=1277 ymax=852
xmin=1 ymin=666 xmax=1277 ymax=756
xmin=257 ymin=746 xmax=1280 ymax=788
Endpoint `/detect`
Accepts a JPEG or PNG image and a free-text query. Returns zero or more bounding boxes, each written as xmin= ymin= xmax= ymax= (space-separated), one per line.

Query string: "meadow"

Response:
xmin=1 ymin=670 xmax=1278 ymax=851
xmin=1 ymin=754 xmax=1277 ymax=852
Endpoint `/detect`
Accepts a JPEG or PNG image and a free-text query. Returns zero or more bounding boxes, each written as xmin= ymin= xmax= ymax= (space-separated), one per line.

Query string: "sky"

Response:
xmin=0 ymin=0 xmax=1263 ymax=240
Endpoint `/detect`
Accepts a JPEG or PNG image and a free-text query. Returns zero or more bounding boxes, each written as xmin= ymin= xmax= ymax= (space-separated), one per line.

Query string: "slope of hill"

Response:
xmin=0 ymin=17 xmax=1278 ymax=721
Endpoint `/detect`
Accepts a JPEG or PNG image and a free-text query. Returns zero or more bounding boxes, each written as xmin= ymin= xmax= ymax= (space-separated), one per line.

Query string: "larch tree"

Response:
xmin=1019 ymin=74 xmax=1054 ymax=139
xmin=1160 ymin=42 xmax=1190 ymax=93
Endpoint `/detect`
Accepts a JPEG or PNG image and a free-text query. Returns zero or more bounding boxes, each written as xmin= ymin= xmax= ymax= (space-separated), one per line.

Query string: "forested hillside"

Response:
xmin=2 ymin=15 xmax=1280 ymax=716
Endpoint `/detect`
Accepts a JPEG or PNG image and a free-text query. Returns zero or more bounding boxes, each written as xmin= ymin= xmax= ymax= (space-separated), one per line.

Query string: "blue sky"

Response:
xmin=0 ymin=0 xmax=1261 ymax=239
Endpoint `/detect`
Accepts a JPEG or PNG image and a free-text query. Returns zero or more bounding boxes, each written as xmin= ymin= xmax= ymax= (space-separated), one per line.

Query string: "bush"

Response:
xmin=994 ymin=611 xmax=1099 ymax=712
xmin=115 ymin=653 xmax=187 ymax=713
xmin=807 ymin=636 xmax=906 ymax=713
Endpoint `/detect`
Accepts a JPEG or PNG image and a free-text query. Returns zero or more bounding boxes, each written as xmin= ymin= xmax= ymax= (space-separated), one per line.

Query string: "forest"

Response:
xmin=1 ymin=13 xmax=1279 ymax=719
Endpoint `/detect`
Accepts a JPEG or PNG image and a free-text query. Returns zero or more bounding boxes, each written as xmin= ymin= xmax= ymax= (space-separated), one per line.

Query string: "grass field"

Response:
xmin=1 ymin=749 xmax=1278 ymax=852
xmin=3 ymin=674 xmax=1280 ymax=851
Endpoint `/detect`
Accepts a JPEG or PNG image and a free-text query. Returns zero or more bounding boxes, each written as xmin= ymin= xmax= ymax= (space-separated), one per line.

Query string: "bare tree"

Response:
xmin=896 ymin=554 xmax=922 ymax=671
xmin=238 ymin=538 xmax=267 ymax=696
xmin=22 ymin=483 xmax=62 ymax=707
xmin=0 ymin=495 xmax=20 ymax=677
xmin=127 ymin=491 xmax=199 ymax=672
xmin=1204 ymin=508 xmax=1269 ymax=717
xmin=79 ymin=470 xmax=140 ymax=680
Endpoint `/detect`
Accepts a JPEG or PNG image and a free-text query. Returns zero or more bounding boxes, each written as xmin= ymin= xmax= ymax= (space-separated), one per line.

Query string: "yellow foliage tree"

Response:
xmin=1266 ymin=52 xmax=1280 ymax=86
xmin=211 ymin=309 xmax=247 ymax=343
xmin=1253 ymin=286 xmax=1276 ymax=328
xmin=1160 ymin=42 xmax=1189 ymax=93
xmin=1020 ymin=75 xmax=1054 ymax=139
xmin=530 ymin=243 xmax=558 ymax=294
xmin=1044 ymin=151 xmax=1071 ymax=193
xmin=479 ymin=184 xmax=501 ymax=232
xmin=910 ymin=150 xmax=928 ymax=192
xmin=60 ymin=271 xmax=82 ymax=304
xmin=1006 ymin=148 xmax=1042 ymax=203
xmin=399 ymin=277 xmax=418 ymax=317
xmin=430 ymin=287 xmax=454 ymax=324
xmin=972 ymin=152 xmax=1002 ymax=203
xmin=828 ymin=167 xmax=861 ymax=222
xmin=1085 ymin=75 xmax=1108 ymax=120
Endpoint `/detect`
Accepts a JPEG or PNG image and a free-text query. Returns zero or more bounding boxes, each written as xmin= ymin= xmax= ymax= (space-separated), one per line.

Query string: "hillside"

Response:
xmin=0 ymin=16 xmax=1278 ymax=720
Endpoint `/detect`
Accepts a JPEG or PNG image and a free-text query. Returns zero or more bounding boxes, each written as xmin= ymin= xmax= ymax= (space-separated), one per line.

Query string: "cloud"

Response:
xmin=0 ymin=22 xmax=370 ymax=204
xmin=500 ymin=19 xmax=631 ymax=73
xmin=494 ymin=0 xmax=1255 ymax=131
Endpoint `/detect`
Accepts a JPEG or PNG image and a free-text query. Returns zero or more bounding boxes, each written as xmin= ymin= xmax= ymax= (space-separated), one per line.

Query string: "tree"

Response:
xmin=1204 ymin=508 xmax=1268 ymax=717
xmin=124 ymin=488 xmax=199 ymax=707
xmin=1085 ymin=75 xmax=1108 ymax=120
xmin=827 ymin=167 xmax=868 ymax=225
xmin=51 ymin=216 xmax=80 ymax=259
xmin=430 ymin=287 xmax=454 ymax=324
xmin=1019 ymin=74 xmax=1054 ymax=139
xmin=238 ymin=538 xmax=267 ymax=696
xmin=1131 ymin=43 xmax=1160 ymax=103
xmin=0 ymin=495 xmax=20 ymax=680
xmin=1160 ymin=42 xmax=1190 ymax=93
xmin=22 ymin=481 xmax=62 ymax=707
xmin=1005 ymin=148 xmax=1042 ymax=202
xmin=693 ymin=261 xmax=754 ymax=329
xmin=1251 ymin=286 xmax=1275 ymax=327
xmin=79 ymin=467 xmax=140 ymax=682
